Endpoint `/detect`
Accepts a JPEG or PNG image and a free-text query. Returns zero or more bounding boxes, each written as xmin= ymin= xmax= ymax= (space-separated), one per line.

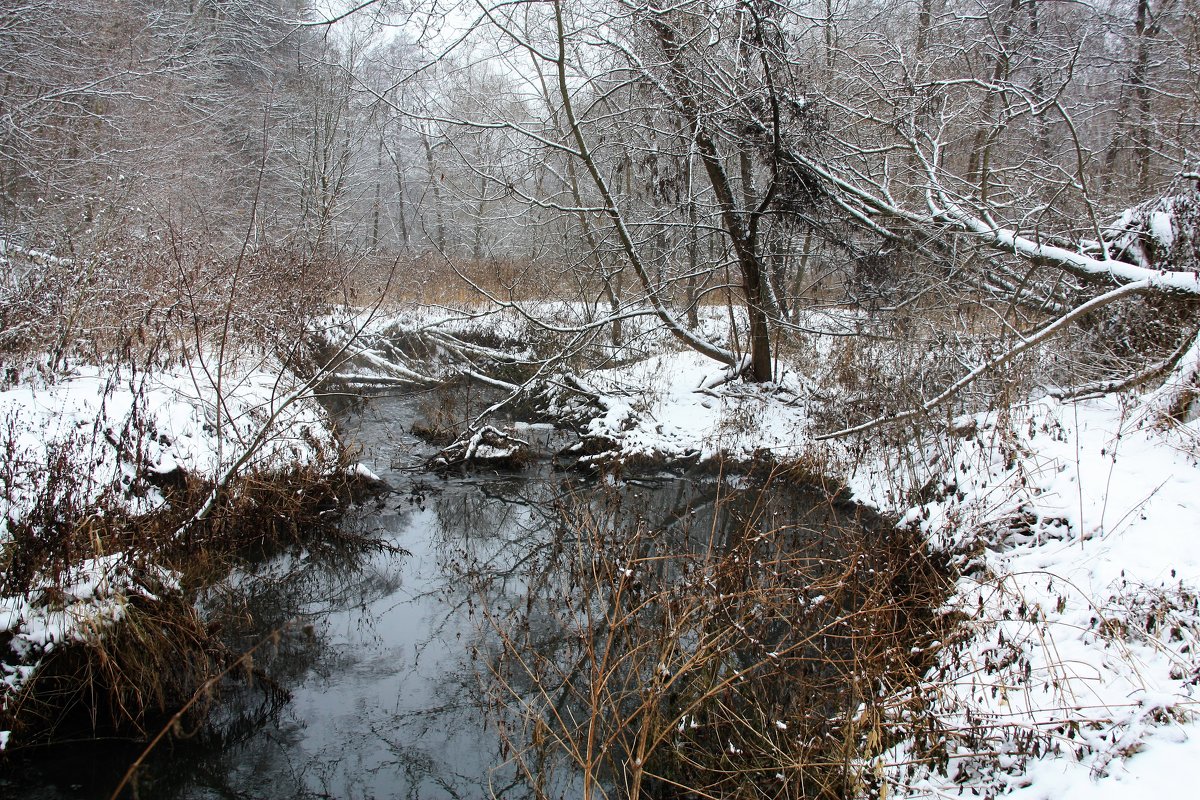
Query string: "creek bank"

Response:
xmin=21 ymin=383 xmax=957 ymax=799
xmin=0 ymin=372 xmax=953 ymax=798
xmin=27 ymin=291 xmax=1194 ymax=798
xmin=0 ymin=358 xmax=383 ymax=756
xmin=847 ymin=394 xmax=1200 ymax=798
xmin=414 ymin=342 xmax=1200 ymax=798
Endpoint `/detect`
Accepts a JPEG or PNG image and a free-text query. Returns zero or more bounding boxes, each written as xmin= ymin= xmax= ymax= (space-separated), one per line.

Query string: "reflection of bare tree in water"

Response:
xmin=27 ymin=466 xmax=946 ymax=800
xmin=463 ymin=467 xmax=952 ymax=799
xmin=395 ymin=474 xmax=587 ymax=797
xmin=88 ymin=527 xmax=407 ymax=800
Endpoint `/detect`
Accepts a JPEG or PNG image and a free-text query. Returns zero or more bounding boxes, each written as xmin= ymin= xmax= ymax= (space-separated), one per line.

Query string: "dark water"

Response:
xmin=0 ymin=393 xmax=941 ymax=799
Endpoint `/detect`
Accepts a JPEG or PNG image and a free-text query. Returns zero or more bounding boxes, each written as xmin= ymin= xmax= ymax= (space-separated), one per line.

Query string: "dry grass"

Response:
xmin=0 ymin=448 xmax=374 ymax=751
xmin=348 ymin=251 xmax=758 ymax=312
xmin=469 ymin=466 xmax=953 ymax=799
xmin=349 ymin=253 xmax=571 ymax=307
xmin=0 ymin=229 xmax=365 ymax=387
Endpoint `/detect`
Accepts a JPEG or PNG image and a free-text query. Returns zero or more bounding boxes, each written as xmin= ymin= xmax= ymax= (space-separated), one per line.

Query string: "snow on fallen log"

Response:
xmin=430 ymin=425 xmax=532 ymax=470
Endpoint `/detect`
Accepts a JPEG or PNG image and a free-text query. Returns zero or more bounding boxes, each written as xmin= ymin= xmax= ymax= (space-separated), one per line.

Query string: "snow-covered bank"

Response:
xmin=549 ymin=349 xmax=816 ymax=466
xmin=0 ymin=357 xmax=344 ymax=750
xmin=535 ymin=344 xmax=1200 ymax=797
xmin=852 ymin=396 xmax=1200 ymax=798
xmin=0 ymin=360 xmax=338 ymax=517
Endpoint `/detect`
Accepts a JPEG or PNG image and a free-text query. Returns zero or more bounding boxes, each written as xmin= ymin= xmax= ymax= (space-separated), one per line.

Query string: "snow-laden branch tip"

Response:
xmin=952 ymin=210 xmax=1200 ymax=295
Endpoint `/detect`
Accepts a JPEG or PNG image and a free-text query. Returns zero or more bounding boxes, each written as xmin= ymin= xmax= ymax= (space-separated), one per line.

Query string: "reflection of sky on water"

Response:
xmin=0 ymin=391 xmax=913 ymax=799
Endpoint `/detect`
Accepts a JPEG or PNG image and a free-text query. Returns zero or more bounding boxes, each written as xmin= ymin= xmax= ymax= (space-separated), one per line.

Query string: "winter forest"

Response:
xmin=2 ymin=0 xmax=1200 ymax=797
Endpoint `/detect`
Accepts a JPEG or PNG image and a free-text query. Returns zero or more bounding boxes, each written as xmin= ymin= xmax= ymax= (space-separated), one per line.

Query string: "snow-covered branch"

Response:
xmin=816 ymin=280 xmax=1153 ymax=440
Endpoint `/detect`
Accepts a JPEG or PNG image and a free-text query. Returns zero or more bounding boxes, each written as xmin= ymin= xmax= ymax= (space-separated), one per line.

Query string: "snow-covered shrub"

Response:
xmin=1104 ymin=192 xmax=1200 ymax=273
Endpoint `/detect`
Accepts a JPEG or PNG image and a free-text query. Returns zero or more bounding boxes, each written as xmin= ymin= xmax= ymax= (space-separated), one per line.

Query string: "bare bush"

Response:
xmin=465 ymin=469 xmax=951 ymax=798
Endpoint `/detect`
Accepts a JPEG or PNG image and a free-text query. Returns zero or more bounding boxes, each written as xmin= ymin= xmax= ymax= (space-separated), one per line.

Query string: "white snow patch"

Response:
xmin=351 ymin=462 xmax=382 ymax=482
xmin=574 ymin=350 xmax=814 ymax=465
xmin=1149 ymin=210 xmax=1176 ymax=249
xmin=850 ymin=395 xmax=1200 ymax=798
xmin=0 ymin=357 xmax=337 ymax=529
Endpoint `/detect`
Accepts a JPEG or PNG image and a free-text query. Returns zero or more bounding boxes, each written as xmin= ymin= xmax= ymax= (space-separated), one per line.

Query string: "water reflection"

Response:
xmin=0 ymin=394 xmax=945 ymax=799
xmin=455 ymin=475 xmax=947 ymax=798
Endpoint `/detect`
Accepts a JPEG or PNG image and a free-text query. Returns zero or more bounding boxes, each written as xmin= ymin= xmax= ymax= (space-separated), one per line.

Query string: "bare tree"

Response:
xmin=221 ymin=0 xmax=1200 ymax=410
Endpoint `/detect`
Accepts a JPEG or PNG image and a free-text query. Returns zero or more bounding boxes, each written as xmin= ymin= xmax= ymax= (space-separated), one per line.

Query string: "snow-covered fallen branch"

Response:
xmin=431 ymin=424 xmax=531 ymax=469
xmin=816 ymin=280 xmax=1152 ymax=440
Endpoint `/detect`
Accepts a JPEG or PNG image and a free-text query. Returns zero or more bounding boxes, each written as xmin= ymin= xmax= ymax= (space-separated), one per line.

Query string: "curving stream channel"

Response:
xmin=1 ymin=392 xmax=947 ymax=799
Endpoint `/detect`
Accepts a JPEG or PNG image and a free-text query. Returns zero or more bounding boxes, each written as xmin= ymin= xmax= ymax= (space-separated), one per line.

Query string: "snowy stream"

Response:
xmin=0 ymin=393 xmax=916 ymax=799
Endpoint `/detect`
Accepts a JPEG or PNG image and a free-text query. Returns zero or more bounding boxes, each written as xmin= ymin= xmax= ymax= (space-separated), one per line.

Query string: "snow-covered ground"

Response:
xmin=0 ymin=356 xmax=340 ymax=748
xmin=560 ymin=349 xmax=816 ymax=464
xmin=0 ymin=360 xmax=337 ymax=518
xmin=853 ymin=395 xmax=1200 ymax=798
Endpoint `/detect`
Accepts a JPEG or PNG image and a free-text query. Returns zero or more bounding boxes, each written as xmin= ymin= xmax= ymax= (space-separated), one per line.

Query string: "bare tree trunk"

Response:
xmin=386 ymin=142 xmax=411 ymax=247
xmin=648 ymin=10 xmax=773 ymax=380
xmin=421 ymin=126 xmax=447 ymax=253
xmin=824 ymin=0 xmax=835 ymax=73
xmin=789 ymin=227 xmax=814 ymax=322
xmin=551 ymin=0 xmax=736 ymax=369
xmin=966 ymin=0 xmax=1019 ymax=201
xmin=916 ymin=0 xmax=933 ymax=57
xmin=1132 ymin=0 xmax=1155 ymax=189
xmin=371 ymin=132 xmax=383 ymax=250
xmin=1026 ymin=0 xmax=1051 ymax=158
xmin=696 ymin=126 xmax=772 ymax=380
xmin=472 ymin=140 xmax=487 ymax=261
xmin=1104 ymin=0 xmax=1158 ymax=190
xmin=686 ymin=192 xmax=700 ymax=330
